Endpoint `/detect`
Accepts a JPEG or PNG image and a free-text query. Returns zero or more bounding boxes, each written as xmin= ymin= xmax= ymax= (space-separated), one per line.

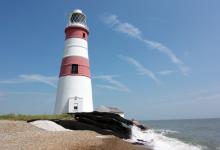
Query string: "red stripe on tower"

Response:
xmin=59 ymin=56 xmax=90 ymax=78
xmin=65 ymin=26 xmax=89 ymax=40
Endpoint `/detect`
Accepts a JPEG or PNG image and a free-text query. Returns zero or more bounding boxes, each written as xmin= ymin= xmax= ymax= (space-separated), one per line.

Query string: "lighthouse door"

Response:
xmin=73 ymin=103 xmax=78 ymax=111
xmin=68 ymin=97 xmax=83 ymax=113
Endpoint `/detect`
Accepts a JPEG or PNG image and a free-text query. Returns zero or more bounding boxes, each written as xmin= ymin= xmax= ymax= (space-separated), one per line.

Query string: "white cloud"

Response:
xmin=19 ymin=74 xmax=57 ymax=87
xmin=118 ymin=55 xmax=160 ymax=84
xmin=103 ymin=14 xmax=141 ymax=38
xmin=141 ymin=39 xmax=190 ymax=76
xmin=0 ymin=74 xmax=57 ymax=88
xmin=96 ymin=84 xmax=126 ymax=92
xmin=116 ymin=23 xmax=141 ymax=38
xmin=102 ymin=14 xmax=120 ymax=26
xmin=158 ymin=70 xmax=177 ymax=75
xmin=102 ymin=14 xmax=190 ymax=76
xmin=93 ymin=75 xmax=130 ymax=92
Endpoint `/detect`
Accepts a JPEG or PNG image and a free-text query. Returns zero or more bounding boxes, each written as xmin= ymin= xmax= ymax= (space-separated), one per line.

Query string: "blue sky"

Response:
xmin=0 ymin=0 xmax=220 ymax=120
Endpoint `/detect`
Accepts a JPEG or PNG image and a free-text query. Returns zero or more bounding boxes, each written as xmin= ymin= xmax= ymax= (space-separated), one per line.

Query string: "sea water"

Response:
xmin=131 ymin=118 xmax=220 ymax=150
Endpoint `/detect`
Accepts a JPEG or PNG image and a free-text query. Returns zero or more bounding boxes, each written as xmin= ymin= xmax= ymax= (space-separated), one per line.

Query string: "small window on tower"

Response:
xmin=72 ymin=64 xmax=78 ymax=74
xmin=83 ymin=33 xmax=86 ymax=38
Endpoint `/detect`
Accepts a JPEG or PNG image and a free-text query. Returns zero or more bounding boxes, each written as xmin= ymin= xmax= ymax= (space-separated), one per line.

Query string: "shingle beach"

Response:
xmin=0 ymin=120 xmax=150 ymax=150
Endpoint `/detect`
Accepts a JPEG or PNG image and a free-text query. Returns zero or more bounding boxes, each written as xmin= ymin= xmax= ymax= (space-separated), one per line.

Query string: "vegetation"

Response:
xmin=0 ymin=113 xmax=74 ymax=121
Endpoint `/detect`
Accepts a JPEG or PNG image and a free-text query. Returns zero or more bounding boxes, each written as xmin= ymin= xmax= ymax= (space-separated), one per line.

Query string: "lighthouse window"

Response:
xmin=71 ymin=64 xmax=78 ymax=74
xmin=83 ymin=33 xmax=86 ymax=38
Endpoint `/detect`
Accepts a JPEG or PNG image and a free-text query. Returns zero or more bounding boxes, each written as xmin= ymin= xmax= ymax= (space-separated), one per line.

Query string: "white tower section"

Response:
xmin=54 ymin=9 xmax=93 ymax=114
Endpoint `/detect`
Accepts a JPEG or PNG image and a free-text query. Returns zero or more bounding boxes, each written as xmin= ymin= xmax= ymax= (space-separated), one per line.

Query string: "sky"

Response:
xmin=0 ymin=0 xmax=220 ymax=120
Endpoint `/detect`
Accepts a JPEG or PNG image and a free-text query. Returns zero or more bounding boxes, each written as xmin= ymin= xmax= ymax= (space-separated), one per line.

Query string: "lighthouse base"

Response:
xmin=55 ymin=76 xmax=93 ymax=114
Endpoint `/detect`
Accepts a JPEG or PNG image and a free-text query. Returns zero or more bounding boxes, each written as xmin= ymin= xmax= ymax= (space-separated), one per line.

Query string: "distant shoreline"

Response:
xmin=142 ymin=117 xmax=220 ymax=121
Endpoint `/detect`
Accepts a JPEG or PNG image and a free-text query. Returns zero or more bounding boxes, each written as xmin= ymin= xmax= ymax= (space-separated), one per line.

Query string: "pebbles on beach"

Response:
xmin=0 ymin=120 xmax=148 ymax=150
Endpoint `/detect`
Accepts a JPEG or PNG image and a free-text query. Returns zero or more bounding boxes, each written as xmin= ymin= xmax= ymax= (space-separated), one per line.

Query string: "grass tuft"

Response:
xmin=0 ymin=113 xmax=73 ymax=121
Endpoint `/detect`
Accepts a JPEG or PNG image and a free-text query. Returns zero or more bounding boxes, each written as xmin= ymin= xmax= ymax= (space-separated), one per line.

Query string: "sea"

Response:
xmin=129 ymin=118 xmax=220 ymax=150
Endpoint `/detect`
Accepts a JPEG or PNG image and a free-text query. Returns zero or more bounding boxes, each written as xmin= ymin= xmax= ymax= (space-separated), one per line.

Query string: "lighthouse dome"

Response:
xmin=68 ymin=9 xmax=88 ymax=30
xmin=73 ymin=9 xmax=82 ymax=13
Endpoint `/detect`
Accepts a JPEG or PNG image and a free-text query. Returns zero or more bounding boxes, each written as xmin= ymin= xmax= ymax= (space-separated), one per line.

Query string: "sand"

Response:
xmin=0 ymin=120 xmax=150 ymax=150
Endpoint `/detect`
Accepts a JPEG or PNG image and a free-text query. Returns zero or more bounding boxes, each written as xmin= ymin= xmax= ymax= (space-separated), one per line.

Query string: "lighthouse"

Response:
xmin=55 ymin=9 xmax=93 ymax=114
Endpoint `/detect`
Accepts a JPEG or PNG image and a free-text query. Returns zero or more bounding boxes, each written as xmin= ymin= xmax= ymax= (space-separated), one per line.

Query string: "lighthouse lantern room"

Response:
xmin=55 ymin=9 xmax=93 ymax=114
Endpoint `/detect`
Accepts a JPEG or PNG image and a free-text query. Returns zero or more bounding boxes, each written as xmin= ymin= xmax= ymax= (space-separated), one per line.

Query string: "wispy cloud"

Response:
xmin=0 ymin=74 xmax=57 ymax=88
xmin=0 ymin=92 xmax=4 ymax=96
xmin=102 ymin=14 xmax=190 ymax=76
xmin=0 ymin=90 xmax=55 ymax=103
xmin=0 ymin=92 xmax=5 ymax=101
xmin=118 ymin=55 xmax=160 ymax=84
xmin=20 ymin=74 xmax=57 ymax=87
xmin=5 ymin=91 xmax=55 ymax=96
xmin=0 ymin=92 xmax=4 ymax=99
xmin=0 ymin=91 xmax=54 ymax=99
xmin=158 ymin=70 xmax=177 ymax=76
xmin=93 ymin=75 xmax=130 ymax=92
xmin=196 ymin=93 xmax=220 ymax=101
xmin=96 ymin=84 xmax=125 ymax=92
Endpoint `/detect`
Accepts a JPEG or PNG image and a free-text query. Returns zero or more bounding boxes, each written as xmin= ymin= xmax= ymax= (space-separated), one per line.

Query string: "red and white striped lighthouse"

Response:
xmin=55 ymin=9 xmax=93 ymax=114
